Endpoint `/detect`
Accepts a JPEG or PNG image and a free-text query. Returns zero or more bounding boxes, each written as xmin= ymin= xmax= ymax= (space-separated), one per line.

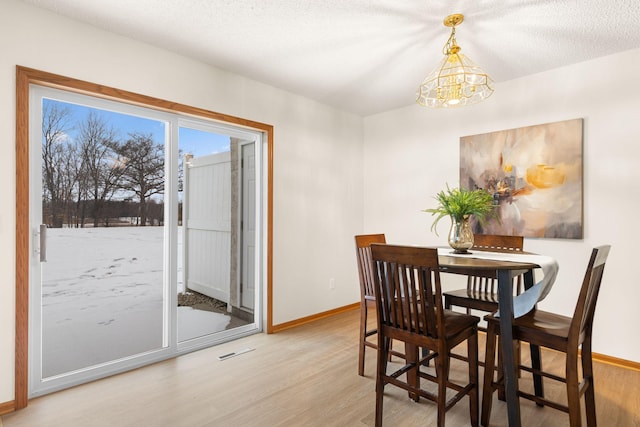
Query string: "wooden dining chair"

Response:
xmin=370 ymin=243 xmax=480 ymax=427
xmin=443 ymin=234 xmax=525 ymax=317
xmin=481 ymin=245 xmax=611 ymax=427
xmin=354 ymin=234 xmax=403 ymax=376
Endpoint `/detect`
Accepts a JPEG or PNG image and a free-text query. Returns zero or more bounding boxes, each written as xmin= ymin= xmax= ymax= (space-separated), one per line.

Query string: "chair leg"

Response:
xmin=530 ymin=343 xmax=544 ymax=405
xmin=582 ymin=338 xmax=597 ymax=427
xmin=375 ymin=335 xmax=389 ymax=427
xmin=374 ymin=379 xmax=384 ymax=426
xmin=468 ymin=331 xmax=479 ymax=427
xmin=436 ymin=351 xmax=450 ymax=427
xmin=515 ymin=340 xmax=522 ymax=378
xmin=358 ymin=302 xmax=367 ymax=376
xmin=481 ymin=323 xmax=498 ymax=427
xmin=495 ymin=337 xmax=519 ymax=401
xmin=565 ymin=350 xmax=582 ymax=427
xmin=496 ymin=342 xmax=505 ymax=401
xmin=421 ymin=347 xmax=431 ymax=366
xmin=406 ymin=344 xmax=420 ymax=402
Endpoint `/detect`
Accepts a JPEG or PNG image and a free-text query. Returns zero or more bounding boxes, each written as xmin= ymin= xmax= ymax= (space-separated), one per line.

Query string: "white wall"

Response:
xmin=0 ymin=0 xmax=363 ymax=404
xmin=363 ymin=48 xmax=640 ymax=363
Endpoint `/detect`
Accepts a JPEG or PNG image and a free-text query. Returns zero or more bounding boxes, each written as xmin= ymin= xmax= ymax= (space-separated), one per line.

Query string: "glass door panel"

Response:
xmin=41 ymin=226 xmax=165 ymax=377
xmin=177 ymin=126 xmax=255 ymax=342
xmin=32 ymin=93 xmax=169 ymax=394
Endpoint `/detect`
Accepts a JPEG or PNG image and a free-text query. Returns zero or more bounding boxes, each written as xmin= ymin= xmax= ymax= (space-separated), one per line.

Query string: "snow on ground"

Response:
xmin=41 ymin=226 xmax=229 ymax=378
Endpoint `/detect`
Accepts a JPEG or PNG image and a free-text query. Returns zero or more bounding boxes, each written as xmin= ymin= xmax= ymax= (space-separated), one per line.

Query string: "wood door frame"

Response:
xmin=15 ymin=66 xmax=274 ymax=409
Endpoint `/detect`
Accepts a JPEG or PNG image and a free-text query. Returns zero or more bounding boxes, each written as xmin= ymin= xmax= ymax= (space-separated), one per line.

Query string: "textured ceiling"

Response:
xmin=19 ymin=0 xmax=640 ymax=116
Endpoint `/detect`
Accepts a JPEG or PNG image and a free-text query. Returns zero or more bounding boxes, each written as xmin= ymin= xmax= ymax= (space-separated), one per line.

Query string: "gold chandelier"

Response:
xmin=416 ymin=14 xmax=494 ymax=108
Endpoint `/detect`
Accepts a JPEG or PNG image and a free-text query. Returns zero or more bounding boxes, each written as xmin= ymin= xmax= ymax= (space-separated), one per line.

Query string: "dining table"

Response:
xmin=436 ymin=247 xmax=559 ymax=427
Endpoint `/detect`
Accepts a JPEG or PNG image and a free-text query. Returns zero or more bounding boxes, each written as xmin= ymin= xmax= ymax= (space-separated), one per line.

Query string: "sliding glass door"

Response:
xmin=29 ymin=86 xmax=263 ymax=397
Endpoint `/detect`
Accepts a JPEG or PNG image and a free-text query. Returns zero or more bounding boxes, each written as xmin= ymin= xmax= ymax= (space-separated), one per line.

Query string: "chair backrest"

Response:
xmin=468 ymin=234 xmax=525 ymax=292
xmin=370 ymin=244 xmax=444 ymax=339
xmin=473 ymin=234 xmax=524 ymax=253
xmin=355 ymin=234 xmax=386 ymax=299
xmin=569 ymin=245 xmax=611 ymax=345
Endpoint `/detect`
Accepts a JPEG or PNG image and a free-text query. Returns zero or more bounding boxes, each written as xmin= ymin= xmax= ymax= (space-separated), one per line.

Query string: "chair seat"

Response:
xmin=444 ymin=288 xmax=499 ymax=303
xmin=443 ymin=309 xmax=481 ymax=339
xmin=442 ymin=289 xmax=498 ymax=304
xmin=444 ymin=289 xmax=499 ymax=313
xmin=485 ymin=309 xmax=571 ymax=352
xmin=394 ymin=303 xmax=479 ymax=340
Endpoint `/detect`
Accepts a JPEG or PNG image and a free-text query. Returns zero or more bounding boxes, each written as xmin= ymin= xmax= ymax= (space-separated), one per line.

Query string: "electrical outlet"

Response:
xmin=329 ymin=278 xmax=336 ymax=290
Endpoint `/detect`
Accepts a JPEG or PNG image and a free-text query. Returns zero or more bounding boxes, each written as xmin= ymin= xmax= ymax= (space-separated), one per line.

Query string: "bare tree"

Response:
xmin=42 ymin=101 xmax=75 ymax=227
xmin=146 ymin=199 xmax=165 ymax=226
xmin=77 ymin=111 xmax=127 ymax=227
xmin=117 ymin=132 xmax=165 ymax=226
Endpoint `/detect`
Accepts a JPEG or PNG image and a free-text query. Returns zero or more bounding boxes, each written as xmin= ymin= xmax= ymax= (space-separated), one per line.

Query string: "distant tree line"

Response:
xmin=42 ymin=101 xmax=165 ymax=228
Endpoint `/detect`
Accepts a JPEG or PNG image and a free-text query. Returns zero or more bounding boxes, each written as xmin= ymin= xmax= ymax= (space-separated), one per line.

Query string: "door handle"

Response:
xmin=39 ymin=224 xmax=47 ymax=262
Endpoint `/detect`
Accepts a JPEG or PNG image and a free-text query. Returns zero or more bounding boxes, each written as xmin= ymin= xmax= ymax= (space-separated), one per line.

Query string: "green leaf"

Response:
xmin=423 ymin=184 xmax=496 ymax=235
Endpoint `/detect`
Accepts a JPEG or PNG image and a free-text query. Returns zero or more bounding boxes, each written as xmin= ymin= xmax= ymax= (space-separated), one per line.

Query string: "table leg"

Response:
xmin=497 ymin=269 xmax=521 ymax=427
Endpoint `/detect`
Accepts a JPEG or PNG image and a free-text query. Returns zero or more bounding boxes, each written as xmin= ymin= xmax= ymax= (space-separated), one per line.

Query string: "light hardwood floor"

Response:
xmin=2 ymin=309 xmax=639 ymax=426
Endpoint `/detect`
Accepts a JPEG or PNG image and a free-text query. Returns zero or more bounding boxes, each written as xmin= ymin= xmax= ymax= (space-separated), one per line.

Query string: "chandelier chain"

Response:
xmin=443 ymin=27 xmax=457 ymax=55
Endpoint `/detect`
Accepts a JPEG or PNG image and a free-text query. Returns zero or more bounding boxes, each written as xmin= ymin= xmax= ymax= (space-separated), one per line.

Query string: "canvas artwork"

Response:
xmin=460 ymin=118 xmax=583 ymax=239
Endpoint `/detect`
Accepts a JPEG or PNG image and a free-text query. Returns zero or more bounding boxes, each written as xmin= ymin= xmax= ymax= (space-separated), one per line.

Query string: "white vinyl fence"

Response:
xmin=182 ymin=152 xmax=231 ymax=303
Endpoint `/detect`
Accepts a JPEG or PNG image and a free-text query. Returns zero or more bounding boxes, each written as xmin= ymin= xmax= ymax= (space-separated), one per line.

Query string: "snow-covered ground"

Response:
xmin=41 ymin=226 xmax=229 ymax=378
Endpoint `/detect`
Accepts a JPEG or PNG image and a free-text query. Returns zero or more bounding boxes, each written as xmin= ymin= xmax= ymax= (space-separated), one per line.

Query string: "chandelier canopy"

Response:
xmin=416 ymin=14 xmax=494 ymax=108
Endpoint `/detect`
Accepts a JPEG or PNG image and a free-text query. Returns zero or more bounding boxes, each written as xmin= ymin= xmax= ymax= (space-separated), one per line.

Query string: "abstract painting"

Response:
xmin=460 ymin=118 xmax=583 ymax=239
